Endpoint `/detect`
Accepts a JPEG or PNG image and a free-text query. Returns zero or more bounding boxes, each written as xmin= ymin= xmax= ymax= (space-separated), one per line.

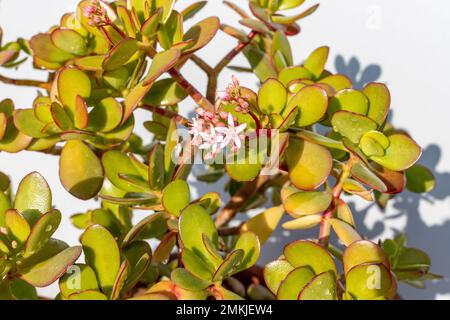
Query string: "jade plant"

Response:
xmin=0 ymin=0 xmax=440 ymax=300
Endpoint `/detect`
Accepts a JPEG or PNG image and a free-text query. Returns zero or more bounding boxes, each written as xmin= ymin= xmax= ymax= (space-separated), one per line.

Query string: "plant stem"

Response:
xmin=145 ymin=46 xmax=215 ymax=112
xmin=140 ymin=104 xmax=190 ymax=126
xmin=318 ymin=157 xmax=355 ymax=246
xmin=0 ymin=73 xmax=50 ymax=90
xmin=167 ymin=67 xmax=215 ymax=112
xmin=215 ymin=175 xmax=269 ymax=228
xmin=204 ymin=31 xmax=257 ymax=103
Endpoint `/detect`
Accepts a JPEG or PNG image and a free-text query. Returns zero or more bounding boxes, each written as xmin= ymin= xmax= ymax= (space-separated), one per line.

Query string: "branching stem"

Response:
xmin=0 ymin=73 xmax=50 ymax=90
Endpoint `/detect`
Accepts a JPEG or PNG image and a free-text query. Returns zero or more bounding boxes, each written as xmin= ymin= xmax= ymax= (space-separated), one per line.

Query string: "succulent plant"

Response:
xmin=0 ymin=0 xmax=439 ymax=300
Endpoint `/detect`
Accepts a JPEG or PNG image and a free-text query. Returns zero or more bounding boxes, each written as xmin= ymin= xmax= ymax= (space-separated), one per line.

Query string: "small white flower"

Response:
xmin=216 ymin=113 xmax=247 ymax=150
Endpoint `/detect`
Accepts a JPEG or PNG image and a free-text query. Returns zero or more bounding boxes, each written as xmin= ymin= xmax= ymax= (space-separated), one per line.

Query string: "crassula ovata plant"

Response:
xmin=0 ymin=0 xmax=440 ymax=300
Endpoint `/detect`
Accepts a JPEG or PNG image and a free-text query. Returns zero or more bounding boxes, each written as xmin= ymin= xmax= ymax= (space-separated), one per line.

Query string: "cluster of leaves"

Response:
xmin=0 ymin=0 xmax=439 ymax=300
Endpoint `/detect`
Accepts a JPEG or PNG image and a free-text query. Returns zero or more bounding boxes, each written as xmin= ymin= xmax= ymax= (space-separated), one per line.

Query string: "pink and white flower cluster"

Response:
xmin=82 ymin=0 xmax=110 ymax=27
xmin=189 ymin=108 xmax=247 ymax=160
xmin=217 ymin=75 xmax=251 ymax=113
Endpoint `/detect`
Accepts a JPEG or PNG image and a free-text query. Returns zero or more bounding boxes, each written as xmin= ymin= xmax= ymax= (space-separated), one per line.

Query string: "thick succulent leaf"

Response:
xmin=102 ymin=151 xmax=143 ymax=192
xmin=30 ymin=33 xmax=74 ymax=63
xmin=59 ymin=264 xmax=99 ymax=298
xmin=363 ymin=83 xmax=390 ymax=126
xmin=69 ymin=290 xmax=108 ymax=300
xmin=143 ymin=79 xmax=187 ymax=106
xmin=20 ymin=246 xmax=82 ymax=287
xmin=51 ymin=28 xmax=86 ymax=56
xmin=80 ymin=225 xmax=121 ymax=298
xmin=264 ymin=260 xmax=294 ymax=295
xmin=146 ymin=143 xmax=165 ymax=190
xmin=60 ymin=141 xmax=104 ymax=200
xmin=88 ymin=97 xmax=123 ymax=133
xmin=234 ymin=231 xmax=260 ymax=272
xmin=5 ymin=209 xmax=30 ymax=246
xmin=345 ymin=263 xmax=394 ymax=300
xmin=181 ymin=248 xmax=215 ymax=281
xmin=155 ymin=0 xmax=176 ymax=22
xmin=110 ymin=260 xmax=129 ymax=300
xmin=278 ymin=66 xmax=313 ymax=86
xmin=162 ymin=180 xmax=190 ymax=217
xmin=328 ymin=89 xmax=369 ymax=118
xmin=122 ymin=213 xmax=162 ymax=246
xmin=286 ymin=137 xmax=332 ymax=190
xmin=124 ymin=48 xmax=180 ymax=121
xmin=10 ymin=278 xmax=39 ymax=300
xmin=298 ymin=271 xmax=337 ymax=300
xmin=283 ymin=191 xmax=332 ymax=217
xmin=179 ymin=204 xmax=219 ymax=267
xmin=371 ymin=163 xmax=405 ymax=194
xmin=74 ymin=96 xmax=89 ymax=129
xmin=360 ymin=130 xmax=389 ymax=157
xmin=210 ymin=285 xmax=244 ymax=300
xmin=183 ymin=17 xmax=220 ymax=54
xmin=57 ymin=67 xmax=91 ymax=119
xmin=282 ymin=214 xmax=322 ymax=230
xmin=50 ymin=102 xmax=72 ymax=130
xmin=0 ymin=121 xmax=32 ymax=153
xmin=153 ymin=232 xmax=176 ymax=264
xmin=243 ymin=45 xmax=277 ymax=81
xmin=271 ymin=30 xmax=293 ymax=67
xmin=171 ymin=268 xmax=211 ymax=291
xmin=343 ymin=240 xmax=390 ymax=276
xmin=304 ymin=46 xmax=329 ymax=79
xmin=370 ymin=133 xmax=421 ymax=171
xmin=277 ymin=267 xmax=315 ymax=300
xmin=271 ymin=4 xmax=319 ymax=24
xmin=14 ymin=172 xmax=51 ymax=214
xmin=330 ymin=218 xmax=362 ymax=246
xmin=74 ymin=55 xmax=105 ymax=71
xmin=196 ymin=192 xmax=221 ymax=215
xmin=225 ymin=150 xmax=262 ymax=182
xmin=331 ymin=111 xmax=378 ymax=144
xmin=241 ymin=205 xmax=284 ymax=244
xmin=286 ymin=85 xmax=328 ymax=127
xmin=350 ymin=161 xmax=387 ymax=192
xmin=103 ymin=38 xmax=139 ymax=71
xmin=212 ymin=250 xmax=244 ymax=282
xmin=181 ymin=1 xmax=207 ymax=20
xmin=336 ymin=200 xmax=355 ymax=227
xmin=284 ymin=240 xmax=337 ymax=276
xmin=295 ymin=130 xmax=345 ymax=151
xmin=23 ymin=209 xmax=61 ymax=258
xmin=318 ymin=74 xmax=352 ymax=91
xmin=13 ymin=109 xmax=47 ymax=138
xmin=157 ymin=11 xmax=184 ymax=50
xmin=258 ymin=78 xmax=287 ymax=114
xmin=405 ymin=164 xmax=435 ymax=193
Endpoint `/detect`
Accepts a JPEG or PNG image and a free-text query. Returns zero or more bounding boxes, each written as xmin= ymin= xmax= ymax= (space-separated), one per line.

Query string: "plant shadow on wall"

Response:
xmin=255 ymin=56 xmax=450 ymax=299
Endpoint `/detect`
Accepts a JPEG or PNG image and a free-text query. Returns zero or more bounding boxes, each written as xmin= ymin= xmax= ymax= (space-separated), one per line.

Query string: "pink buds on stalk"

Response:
xmin=217 ymin=75 xmax=251 ymax=114
xmin=82 ymin=0 xmax=110 ymax=27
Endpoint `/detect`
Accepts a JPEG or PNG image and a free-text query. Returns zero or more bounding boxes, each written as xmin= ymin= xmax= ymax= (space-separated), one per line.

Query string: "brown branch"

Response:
xmin=318 ymin=157 xmax=356 ymax=246
xmin=206 ymin=31 xmax=257 ymax=103
xmin=190 ymin=54 xmax=214 ymax=75
xmin=167 ymin=67 xmax=215 ymax=112
xmin=140 ymin=104 xmax=191 ymax=127
xmin=215 ymin=175 xmax=269 ymax=228
xmin=0 ymin=73 xmax=50 ymax=90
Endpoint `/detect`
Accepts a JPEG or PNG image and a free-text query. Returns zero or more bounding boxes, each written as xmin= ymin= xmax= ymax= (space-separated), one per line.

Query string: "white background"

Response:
xmin=0 ymin=0 xmax=449 ymax=299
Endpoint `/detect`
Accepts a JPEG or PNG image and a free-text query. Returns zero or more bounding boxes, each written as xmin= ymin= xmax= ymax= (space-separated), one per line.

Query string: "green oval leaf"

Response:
xmin=286 ymin=137 xmax=332 ymax=190
xmin=23 ymin=209 xmax=61 ymax=258
xmin=258 ymin=78 xmax=287 ymax=114
xmin=80 ymin=225 xmax=120 ymax=298
xmin=283 ymin=191 xmax=332 ymax=217
xmin=405 ymin=164 xmax=435 ymax=193
xmin=277 ymin=267 xmax=315 ymax=300
xmin=60 ymin=141 xmax=104 ymax=200
xmin=162 ymin=180 xmax=190 ymax=217
xmin=14 ymin=172 xmax=51 ymax=214
xmin=51 ymin=28 xmax=87 ymax=56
